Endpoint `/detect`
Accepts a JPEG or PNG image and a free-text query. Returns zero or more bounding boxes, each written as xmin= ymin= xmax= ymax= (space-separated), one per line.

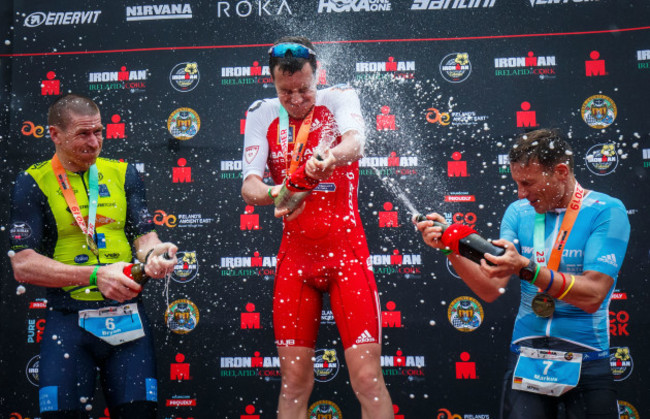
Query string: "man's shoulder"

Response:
xmin=317 ymin=84 xmax=357 ymax=100
xmin=247 ymin=97 xmax=279 ymax=114
xmin=508 ymin=199 xmax=534 ymax=214
xmin=25 ymin=159 xmax=51 ymax=174
xmin=584 ymin=190 xmax=625 ymax=211
xmin=96 ymin=157 xmax=128 ymax=173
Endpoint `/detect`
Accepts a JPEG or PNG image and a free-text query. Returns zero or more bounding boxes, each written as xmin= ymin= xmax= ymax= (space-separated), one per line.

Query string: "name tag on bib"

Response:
xmin=78 ymin=304 xmax=145 ymax=346
xmin=512 ymin=347 xmax=582 ymax=397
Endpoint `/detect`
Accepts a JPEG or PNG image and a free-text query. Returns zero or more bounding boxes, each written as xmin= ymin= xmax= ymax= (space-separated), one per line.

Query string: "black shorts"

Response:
xmin=38 ymin=302 xmax=157 ymax=413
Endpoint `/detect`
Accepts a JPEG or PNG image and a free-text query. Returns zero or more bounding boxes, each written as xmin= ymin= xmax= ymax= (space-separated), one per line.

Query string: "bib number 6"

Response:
xmin=105 ymin=317 xmax=115 ymax=330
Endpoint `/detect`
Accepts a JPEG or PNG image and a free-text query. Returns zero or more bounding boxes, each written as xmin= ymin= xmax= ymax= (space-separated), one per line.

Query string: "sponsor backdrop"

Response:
xmin=1 ymin=1 xmax=649 ymax=418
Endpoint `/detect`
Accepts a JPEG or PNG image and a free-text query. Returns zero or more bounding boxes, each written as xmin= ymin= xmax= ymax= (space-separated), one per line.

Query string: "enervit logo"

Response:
xmin=216 ymin=0 xmax=293 ymax=17
xmin=584 ymin=143 xmax=618 ymax=176
xmin=439 ymin=53 xmax=471 ymax=83
xmin=125 ymin=4 xmax=192 ymax=21
xmin=170 ymin=62 xmax=199 ymax=92
xmin=24 ymin=10 xmax=101 ymax=27
xmin=318 ymin=0 xmax=392 ymax=13
xmin=411 ymin=0 xmax=495 ymax=10
xmin=581 ymin=95 xmax=616 ymax=129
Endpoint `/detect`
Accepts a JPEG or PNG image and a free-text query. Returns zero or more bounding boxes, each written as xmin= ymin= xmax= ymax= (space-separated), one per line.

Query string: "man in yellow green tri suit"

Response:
xmin=9 ymin=94 xmax=177 ymax=419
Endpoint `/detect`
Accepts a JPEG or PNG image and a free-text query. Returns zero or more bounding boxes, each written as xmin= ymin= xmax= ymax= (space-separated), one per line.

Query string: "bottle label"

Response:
xmin=78 ymin=303 xmax=145 ymax=346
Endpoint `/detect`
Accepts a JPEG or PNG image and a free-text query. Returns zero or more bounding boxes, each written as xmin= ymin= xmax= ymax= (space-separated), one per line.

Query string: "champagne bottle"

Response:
xmin=416 ymin=214 xmax=505 ymax=265
xmin=123 ymin=252 xmax=172 ymax=286
xmin=274 ymin=154 xmax=323 ymax=214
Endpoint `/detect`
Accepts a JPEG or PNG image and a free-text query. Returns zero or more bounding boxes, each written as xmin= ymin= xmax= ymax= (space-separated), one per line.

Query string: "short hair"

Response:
xmin=509 ymin=128 xmax=574 ymax=172
xmin=47 ymin=94 xmax=100 ymax=129
xmin=269 ymin=36 xmax=317 ymax=77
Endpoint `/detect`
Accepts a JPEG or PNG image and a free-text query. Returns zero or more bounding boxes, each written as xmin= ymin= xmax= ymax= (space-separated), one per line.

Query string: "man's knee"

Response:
xmin=349 ymin=362 xmax=384 ymax=396
xmin=279 ymin=361 xmax=314 ymax=401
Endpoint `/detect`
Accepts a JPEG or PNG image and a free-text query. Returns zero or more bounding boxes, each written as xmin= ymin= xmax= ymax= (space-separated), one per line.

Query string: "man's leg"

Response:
xmin=345 ymin=343 xmax=394 ymax=419
xmin=277 ymin=346 xmax=316 ymax=419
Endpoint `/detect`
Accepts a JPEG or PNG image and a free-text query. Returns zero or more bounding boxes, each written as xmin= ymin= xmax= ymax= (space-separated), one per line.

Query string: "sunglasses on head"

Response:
xmin=268 ymin=43 xmax=316 ymax=59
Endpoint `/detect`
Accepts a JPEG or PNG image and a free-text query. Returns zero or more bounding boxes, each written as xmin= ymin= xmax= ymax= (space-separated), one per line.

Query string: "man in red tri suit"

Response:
xmin=241 ymin=36 xmax=393 ymax=419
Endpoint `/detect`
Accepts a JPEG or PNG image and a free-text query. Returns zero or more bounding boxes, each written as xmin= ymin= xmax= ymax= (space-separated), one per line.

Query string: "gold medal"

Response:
xmin=86 ymin=235 xmax=99 ymax=256
xmin=531 ymin=293 xmax=555 ymax=318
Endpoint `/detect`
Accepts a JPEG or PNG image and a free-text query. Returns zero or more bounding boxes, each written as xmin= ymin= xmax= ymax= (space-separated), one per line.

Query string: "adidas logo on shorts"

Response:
xmin=355 ymin=330 xmax=376 ymax=345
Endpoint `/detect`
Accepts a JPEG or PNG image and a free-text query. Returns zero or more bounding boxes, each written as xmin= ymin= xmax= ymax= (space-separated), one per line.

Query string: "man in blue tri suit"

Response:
xmin=9 ymin=94 xmax=177 ymax=419
xmin=416 ymin=129 xmax=630 ymax=418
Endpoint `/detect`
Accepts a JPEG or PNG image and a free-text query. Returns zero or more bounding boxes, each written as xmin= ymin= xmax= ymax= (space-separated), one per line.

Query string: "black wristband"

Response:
xmin=144 ymin=248 xmax=155 ymax=264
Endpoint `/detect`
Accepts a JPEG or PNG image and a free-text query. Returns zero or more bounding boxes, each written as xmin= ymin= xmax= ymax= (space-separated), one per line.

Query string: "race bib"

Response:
xmin=78 ymin=304 xmax=145 ymax=346
xmin=512 ymin=347 xmax=582 ymax=397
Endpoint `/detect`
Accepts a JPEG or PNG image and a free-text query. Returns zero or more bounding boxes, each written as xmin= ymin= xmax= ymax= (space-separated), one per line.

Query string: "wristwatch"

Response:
xmin=519 ymin=258 xmax=538 ymax=282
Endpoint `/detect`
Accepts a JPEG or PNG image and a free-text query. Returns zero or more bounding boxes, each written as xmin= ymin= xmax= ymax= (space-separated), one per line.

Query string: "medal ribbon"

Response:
xmin=51 ymin=154 xmax=99 ymax=246
xmin=279 ymin=105 xmax=315 ymax=177
xmin=533 ymin=182 xmax=585 ymax=273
